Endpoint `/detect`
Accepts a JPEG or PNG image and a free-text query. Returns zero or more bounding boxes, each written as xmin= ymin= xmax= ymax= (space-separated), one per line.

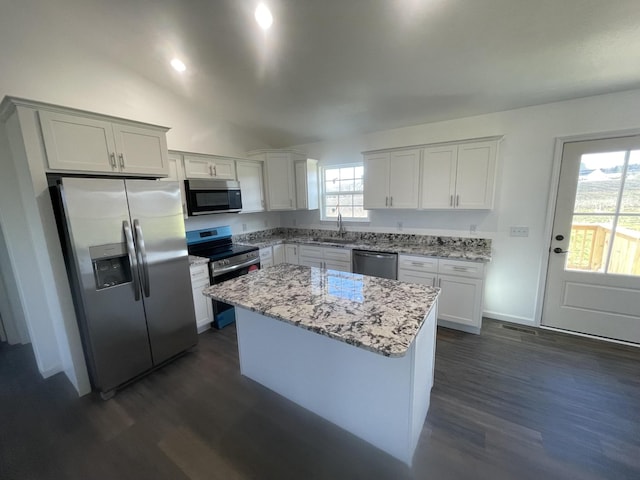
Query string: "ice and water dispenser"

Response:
xmin=89 ymin=243 xmax=133 ymax=290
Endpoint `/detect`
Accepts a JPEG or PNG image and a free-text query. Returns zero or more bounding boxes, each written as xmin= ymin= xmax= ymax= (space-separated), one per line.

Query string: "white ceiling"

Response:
xmin=5 ymin=0 xmax=640 ymax=147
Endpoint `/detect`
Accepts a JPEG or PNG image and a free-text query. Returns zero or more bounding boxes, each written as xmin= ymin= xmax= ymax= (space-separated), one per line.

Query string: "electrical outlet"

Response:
xmin=397 ymin=221 xmax=403 ymax=231
xmin=510 ymin=226 xmax=529 ymax=237
xmin=470 ymin=224 xmax=477 ymax=234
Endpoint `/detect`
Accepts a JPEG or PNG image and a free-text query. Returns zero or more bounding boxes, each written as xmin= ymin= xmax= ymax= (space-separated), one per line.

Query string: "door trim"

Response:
xmin=535 ymin=127 xmax=640 ymax=330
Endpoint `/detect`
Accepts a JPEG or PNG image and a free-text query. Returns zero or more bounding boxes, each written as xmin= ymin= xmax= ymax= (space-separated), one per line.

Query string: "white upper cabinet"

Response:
xmin=455 ymin=141 xmax=497 ymax=209
xmin=421 ymin=140 xmax=498 ymax=210
xmin=247 ymin=150 xmax=318 ymax=211
xmin=183 ymin=154 xmax=236 ymax=180
xmin=236 ymin=160 xmax=265 ymax=213
xmin=162 ymin=152 xmax=188 ymax=218
xmin=295 ymin=159 xmax=319 ymax=210
xmin=264 ymin=152 xmax=296 ymax=210
xmin=39 ymin=110 xmax=169 ymax=176
xmin=363 ymin=149 xmax=420 ymax=209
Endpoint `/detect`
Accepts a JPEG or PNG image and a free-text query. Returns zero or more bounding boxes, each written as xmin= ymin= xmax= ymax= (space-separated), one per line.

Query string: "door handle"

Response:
xmin=553 ymin=247 xmax=569 ymax=254
xmin=133 ymin=219 xmax=150 ymax=297
xmin=123 ymin=221 xmax=140 ymax=301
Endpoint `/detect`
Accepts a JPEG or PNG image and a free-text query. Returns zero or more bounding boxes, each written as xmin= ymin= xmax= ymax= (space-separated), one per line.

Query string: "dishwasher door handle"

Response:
xmin=354 ymin=251 xmax=396 ymax=259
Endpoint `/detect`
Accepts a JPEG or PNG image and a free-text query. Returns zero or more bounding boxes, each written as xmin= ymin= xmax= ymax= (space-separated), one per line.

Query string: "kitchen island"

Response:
xmin=203 ymin=264 xmax=439 ymax=465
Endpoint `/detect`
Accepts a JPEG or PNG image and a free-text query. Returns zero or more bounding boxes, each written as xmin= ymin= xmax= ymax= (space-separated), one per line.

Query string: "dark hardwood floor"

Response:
xmin=1 ymin=318 xmax=639 ymax=480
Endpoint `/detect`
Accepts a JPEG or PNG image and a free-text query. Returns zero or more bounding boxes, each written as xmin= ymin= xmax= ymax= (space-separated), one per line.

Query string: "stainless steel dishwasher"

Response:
xmin=352 ymin=250 xmax=398 ymax=280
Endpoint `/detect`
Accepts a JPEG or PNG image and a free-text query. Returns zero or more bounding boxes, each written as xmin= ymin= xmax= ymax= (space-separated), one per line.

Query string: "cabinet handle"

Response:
xmin=110 ymin=153 xmax=117 ymax=169
xmin=385 ymin=196 xmax=388 ymax=206
xmin=456 ymin=194 xmax=459 ymax=207
xmin=411 ymin=262 xmax=424 ymax=267
xmin=213 ymin=165 xmax=217 ymax=176
xmin=119 ymin=153 xmax=125 ymax=169
xmin=450 ymin=195 xmax=453 ymax=207
xmin=390 ymin=196 xmax=393 ymax=207
xmin=452 ymin=266 xmax=469 ymax=272
xmin=209 ymin=165 xmax=213 ymax=176
xmin=290 ymin=199 xmax=293 ymax=207
xmin=438 ymin=278 xmax=442 ymax=287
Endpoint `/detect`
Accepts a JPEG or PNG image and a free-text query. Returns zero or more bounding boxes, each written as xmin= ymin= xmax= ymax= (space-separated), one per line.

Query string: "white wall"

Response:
xmin=289 ymin=89 xmax=640 ymax=326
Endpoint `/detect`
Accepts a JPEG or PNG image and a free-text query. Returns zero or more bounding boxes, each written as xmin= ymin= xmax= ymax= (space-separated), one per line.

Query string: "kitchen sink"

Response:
xmin=312 ymin=237 xmax=353 ymax=245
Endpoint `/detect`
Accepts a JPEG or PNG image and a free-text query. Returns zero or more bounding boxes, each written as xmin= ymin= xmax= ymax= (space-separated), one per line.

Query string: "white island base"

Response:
xmin=234 ymin=304 xmax=438 ymax=466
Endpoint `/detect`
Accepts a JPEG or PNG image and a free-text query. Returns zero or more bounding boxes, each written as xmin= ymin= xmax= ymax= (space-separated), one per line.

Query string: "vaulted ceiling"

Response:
xmin=4 ymin=0 xmax=640 ymax=146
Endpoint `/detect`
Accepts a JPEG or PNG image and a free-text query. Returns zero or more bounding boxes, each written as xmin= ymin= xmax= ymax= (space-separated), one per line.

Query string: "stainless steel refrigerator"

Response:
xmin=51 ymin=177 xmax=197 ymax=398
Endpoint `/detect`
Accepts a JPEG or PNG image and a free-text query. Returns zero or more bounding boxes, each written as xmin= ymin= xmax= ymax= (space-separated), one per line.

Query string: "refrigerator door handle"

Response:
xmin=133 ymin=219 xmax=151 ymax=297
xmin=123 ymin=220 xmax=141 ymax=301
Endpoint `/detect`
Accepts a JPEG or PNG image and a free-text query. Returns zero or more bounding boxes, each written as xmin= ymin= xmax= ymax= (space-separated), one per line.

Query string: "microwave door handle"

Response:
xmin=133 ymin=219 xmax=150 ymax=297
xmin=123 ymin=221 xmax=141 ymax=301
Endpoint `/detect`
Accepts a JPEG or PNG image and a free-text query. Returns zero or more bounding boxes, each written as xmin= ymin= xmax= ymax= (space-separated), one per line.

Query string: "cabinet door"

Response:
xmin=389 ymin=149 xmax=420 ymax=209
xmin=299 ymin=257 xmax=323 ymax=268
xmin=39 ymin=110 xmax=117 ymax=173
xmin=183 ymin=156 xmax=215 ymax=179
xmin=265 ymin=153 xmax=295 ymax=210
xmin=437 ymin=274 xmax=483 ymax=328
xmin=420 ymin=145 xmax=457 ymax=209
xmin=192 ymin=282 xmax=213 ymax=333
xmin=284 ymin=244 xmax=299 ymax=264
xmin=455 ymin=141 xmax=497 ymax=209
xmin=295 ymin=159 xmax=319 ymax=210
xmin=112 ymin=124 xmax=169 ymax=176
xmin=236 ymin=161 xmax=265 ymax=212
xmin=211 ymin=157 xmax=236 ymax=180
xmin=162 ymin=153 xmax=187 ymax=218
xmin=363 ymin=153 xmax=390 ymax=209
xmin=273 ymin=244 xmax=285 ymax=265
xmin=324 ymin=260 xmax=351 ymax=272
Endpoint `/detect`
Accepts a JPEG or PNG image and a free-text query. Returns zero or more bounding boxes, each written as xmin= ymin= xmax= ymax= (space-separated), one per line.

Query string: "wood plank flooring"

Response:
xmin=1 ymin=318 xmax=639 ymax=479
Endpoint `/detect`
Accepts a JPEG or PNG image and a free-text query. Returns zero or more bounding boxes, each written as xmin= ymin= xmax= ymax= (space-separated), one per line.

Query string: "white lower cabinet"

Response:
xmin=284 ymin=244 xmax=299 ymax=264
xmin=398 ymin=255 xmax=484 ymax=334
xmin=273 ymin=244 xmax=285 ymax=265
xmin=299 ymin=245 xmax=351 ymax=272
xmin=190 ymin=264 xmax=213 ymax=334
xmin=260 ymin=247 xmax=274 ymax=268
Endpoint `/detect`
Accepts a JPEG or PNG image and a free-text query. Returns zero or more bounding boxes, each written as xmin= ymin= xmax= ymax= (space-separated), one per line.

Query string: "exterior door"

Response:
xmin=542 ymin=136 xmax=640 ymax=343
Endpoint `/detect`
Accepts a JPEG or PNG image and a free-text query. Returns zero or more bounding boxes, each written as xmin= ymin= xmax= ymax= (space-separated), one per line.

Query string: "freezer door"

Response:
xmin=125 ymin=180 xmax=197 ymax=364
xmin=59 ymin=177 xmax=153 ymax=392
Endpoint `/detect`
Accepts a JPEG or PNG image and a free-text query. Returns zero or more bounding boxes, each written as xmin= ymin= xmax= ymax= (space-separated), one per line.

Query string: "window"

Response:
xmin=567 ymin=149 xmax=640 ymax=275
xmin=321 ymin=164 xmax=368 ymax=221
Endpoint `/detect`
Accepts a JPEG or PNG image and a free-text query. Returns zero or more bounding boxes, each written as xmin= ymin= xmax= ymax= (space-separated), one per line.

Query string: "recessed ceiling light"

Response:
xmin=170 ymin=58 xmax=186 ymax=73
xmin=255 ymin=3 xmax=273 ymax=30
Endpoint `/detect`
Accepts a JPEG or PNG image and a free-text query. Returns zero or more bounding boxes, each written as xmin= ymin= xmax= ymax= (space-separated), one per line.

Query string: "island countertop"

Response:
xmin=203 ymin=264 xmax=439 ymax=357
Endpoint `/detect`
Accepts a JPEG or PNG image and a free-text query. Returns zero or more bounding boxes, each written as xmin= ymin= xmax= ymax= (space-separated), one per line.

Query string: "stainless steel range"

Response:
xmin=186 ymin=226 xmax=259 ymax=328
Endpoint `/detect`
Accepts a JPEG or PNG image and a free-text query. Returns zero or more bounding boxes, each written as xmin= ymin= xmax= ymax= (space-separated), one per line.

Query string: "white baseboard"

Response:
xmin=483 ymin=311 xmax=536 ymax=326
xmin=39 ymin=363 xmax=63 ymax=379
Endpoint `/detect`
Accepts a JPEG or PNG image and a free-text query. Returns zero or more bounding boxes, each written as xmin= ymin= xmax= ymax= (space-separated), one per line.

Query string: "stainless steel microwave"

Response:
xmin=185 ymin=180 xmax=243 ymax=215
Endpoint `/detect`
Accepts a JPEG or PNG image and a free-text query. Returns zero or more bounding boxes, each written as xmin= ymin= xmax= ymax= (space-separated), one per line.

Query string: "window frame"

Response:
xmin=319 ymin=162 xmax=369 ymax=223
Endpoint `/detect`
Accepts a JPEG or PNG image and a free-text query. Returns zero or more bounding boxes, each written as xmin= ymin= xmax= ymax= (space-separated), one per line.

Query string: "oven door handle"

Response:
xmin=212 ymin=258 xmax=260 ymax=277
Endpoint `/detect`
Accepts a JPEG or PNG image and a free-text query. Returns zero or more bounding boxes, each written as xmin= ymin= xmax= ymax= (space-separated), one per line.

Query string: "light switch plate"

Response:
xmin=510 ymin=226 xmax=529 ymax=237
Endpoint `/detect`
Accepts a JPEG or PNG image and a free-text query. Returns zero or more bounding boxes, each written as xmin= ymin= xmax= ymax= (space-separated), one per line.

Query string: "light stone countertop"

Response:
xmin=237 ymin=235 xmax=491 ymax=262
xmin=203 ymin=264 xmax=439 ymax=357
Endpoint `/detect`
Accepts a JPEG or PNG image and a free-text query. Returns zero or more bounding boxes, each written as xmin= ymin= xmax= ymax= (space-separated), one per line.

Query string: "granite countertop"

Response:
xmin=203 ymin=264 xmax=439 ymax=357
xmin=236 ymin=233 xmax=491 ymax=262
xmin=188 ymin=255 xmax=210 ymax=266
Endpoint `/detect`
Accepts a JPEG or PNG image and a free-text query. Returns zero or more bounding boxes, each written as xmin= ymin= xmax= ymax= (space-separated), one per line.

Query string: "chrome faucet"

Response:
xmin=337 ymin=212 xmax=346 ymax=237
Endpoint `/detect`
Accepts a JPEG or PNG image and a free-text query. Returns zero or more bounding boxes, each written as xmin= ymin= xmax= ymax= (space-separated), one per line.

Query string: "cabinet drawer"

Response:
xmin=299 ymin=245 xmax=324 ymax=259
xmin=398 ymin=270 xmax=436 ymax=286
xmin=438 ymin=259 xmax=484 ymax=279
xmin=323 ymin=247 xmax=351 ymax=262
xmin=398 ymin=254 xmax=438 ymax=273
